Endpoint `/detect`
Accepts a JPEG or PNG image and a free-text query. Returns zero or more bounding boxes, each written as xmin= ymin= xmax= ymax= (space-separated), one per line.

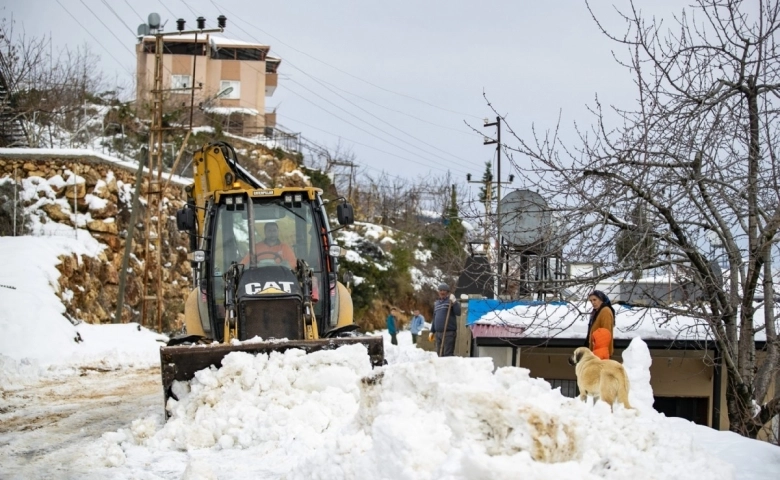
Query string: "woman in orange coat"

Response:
xmin=586 ymin=290 xmax=615 ymax=360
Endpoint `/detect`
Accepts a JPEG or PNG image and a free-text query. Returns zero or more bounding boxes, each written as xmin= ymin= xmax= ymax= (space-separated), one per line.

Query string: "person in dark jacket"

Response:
xmin=386 ymin=307 xmax=399 ymax=345
xmin=429 ymin=283 xmax=460 ymax=356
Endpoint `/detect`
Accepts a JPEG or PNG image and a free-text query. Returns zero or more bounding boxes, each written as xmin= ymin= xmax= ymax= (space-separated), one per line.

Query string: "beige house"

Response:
xmin=136 ymin=34 xmax=280 ymax=136
xmin=461 ymin=298 xmax=779 ymax=443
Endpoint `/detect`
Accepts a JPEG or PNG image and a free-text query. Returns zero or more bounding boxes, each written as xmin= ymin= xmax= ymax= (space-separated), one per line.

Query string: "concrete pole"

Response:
xmin=484 ymin=116 xmax=501 ymax=299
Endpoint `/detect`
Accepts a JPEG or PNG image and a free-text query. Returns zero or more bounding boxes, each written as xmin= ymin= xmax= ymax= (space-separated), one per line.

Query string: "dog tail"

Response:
xmin=619 ymin=368 xmax=632 ymax=409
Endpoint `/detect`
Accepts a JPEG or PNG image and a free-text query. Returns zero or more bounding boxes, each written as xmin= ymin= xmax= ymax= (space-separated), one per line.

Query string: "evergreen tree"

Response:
xmin=478 ymin=161 xmax=493 ymax=206
xmin=441 ymin=184 xmax=466 ymax=259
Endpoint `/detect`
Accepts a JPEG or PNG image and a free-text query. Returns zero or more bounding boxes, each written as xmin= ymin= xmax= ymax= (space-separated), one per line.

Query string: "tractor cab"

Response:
xmin=184 ymin=187 xmax=354 ymax=342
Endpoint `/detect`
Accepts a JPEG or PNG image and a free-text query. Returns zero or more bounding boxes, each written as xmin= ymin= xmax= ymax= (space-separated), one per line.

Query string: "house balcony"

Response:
xmin=265 ymin=73 xmax=278 ymax=96
xmin=264 ymin=110 xmax=277 ymax=129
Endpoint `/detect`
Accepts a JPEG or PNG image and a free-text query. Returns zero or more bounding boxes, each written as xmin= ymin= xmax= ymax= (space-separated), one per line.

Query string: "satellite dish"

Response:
xmin=147 ymin=13 xmax=161 ymax=29
xmin=137 ymin=23 xmax=150 ymax=36
xmin=498 ymin=190 xmax=552 ymax=246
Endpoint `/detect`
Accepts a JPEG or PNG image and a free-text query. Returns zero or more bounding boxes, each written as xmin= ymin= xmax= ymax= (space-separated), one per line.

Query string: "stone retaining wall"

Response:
xmin=0 ymin=154 xmax=191 ymax=331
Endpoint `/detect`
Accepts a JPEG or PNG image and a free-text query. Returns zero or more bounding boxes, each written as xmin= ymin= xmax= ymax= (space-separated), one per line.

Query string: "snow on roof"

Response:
xmin=142 ymin=34 xmax=269 ymax=49
xmin=0 ymin=148 xmax=192 ymax=187
xmin=470 ymin=299 xmax=775 ymax=343
xmin=202 ymin=107 xmax=259 ymax=116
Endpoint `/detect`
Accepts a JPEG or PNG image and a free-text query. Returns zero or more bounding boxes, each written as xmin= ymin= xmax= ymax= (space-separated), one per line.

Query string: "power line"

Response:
xmin=199 ymin=88 xmax=468 ymax=178
xmin=140 ymin=3 xmax=475 ymax=179
xmin=185 ymin=102 xmax=448 ymax=184
xmin=282 ymin=84 xmax=470 ymax=175
xmin=53 ymin=0 xmax=134 ymax=74
xmin=123 ymin=0 xmax=145 ymax=23
xmin=186 ymin=39 xmax=473 ymax=177
xmin=293 ymin=73 xmax=482 ymax=137
xmin=155 ymin=0 xmax=179 ymax=26
xmin=285 ymin=72 xmax=477 ymax=168
xmin=280 ymin=113 xmax=470 ymax=177
xmin=97 ymin=0 xmax=137 ymax=37
xmin=79 ymin=0 xmax=137 ymax=57
xmin=207 ymin=0 xmax=482 ymax=120
xmin=293 ymin=129 xmax=453 ymax=188
xmin=178 ymin=0 xmax=199 ymax=17
xmin=285 ymin=78 xmax=473 ymax=171
xmin=194 ymin=13 xmax=478 ymax=175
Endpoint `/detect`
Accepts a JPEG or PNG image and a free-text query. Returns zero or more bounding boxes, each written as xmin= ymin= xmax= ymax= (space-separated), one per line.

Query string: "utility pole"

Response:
xmin=139 ymin=15 xmax=226 ymax=331
xmin=466 ymin=166 xmax=513 ymax=300
xmin=482 ymin=116 xmax=512 ymax=299
xmin=330 ymin=159 xmax=357 ymax=202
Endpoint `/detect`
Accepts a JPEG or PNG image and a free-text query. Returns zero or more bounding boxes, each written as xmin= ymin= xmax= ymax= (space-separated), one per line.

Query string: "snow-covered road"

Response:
xmin=0 ymin=367 xmax=161 ymax=479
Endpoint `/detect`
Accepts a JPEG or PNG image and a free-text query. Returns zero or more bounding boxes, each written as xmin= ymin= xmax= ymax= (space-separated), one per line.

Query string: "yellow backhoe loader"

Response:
xmin=160 ymin=141 xmax=383 ymax=414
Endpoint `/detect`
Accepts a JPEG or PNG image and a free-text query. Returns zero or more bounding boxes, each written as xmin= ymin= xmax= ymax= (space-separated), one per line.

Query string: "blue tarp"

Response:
xmin=466 ymin=299 xmax=567 ymax=325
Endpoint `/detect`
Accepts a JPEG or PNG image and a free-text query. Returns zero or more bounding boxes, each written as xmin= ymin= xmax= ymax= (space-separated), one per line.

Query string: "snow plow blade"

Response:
xmin=160 ymin=337 xmax=384 ymax=415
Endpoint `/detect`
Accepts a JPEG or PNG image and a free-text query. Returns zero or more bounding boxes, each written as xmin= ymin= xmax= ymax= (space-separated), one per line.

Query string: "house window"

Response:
xmin=211 ymin=47 xmax=264 ymax=61
xmin=547 ymin=379 xmax=578 ymax=398
xmin=171 ymin=75 xmax=191 ymax=91
xmin=219 ymin=80 xmax=240 ymax=99
xmin=163 ymin=42 xmax=204 ymax=55
xmin=654 ymin=396 xmax=709 ymax=426
xmin=236 ymin=48 xmax=264 ymax=61
xmin=214 ymin=48 xmax=237 ymax=60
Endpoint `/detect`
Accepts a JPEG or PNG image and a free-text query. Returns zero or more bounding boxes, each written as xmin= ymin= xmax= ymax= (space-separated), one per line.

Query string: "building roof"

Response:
xmin=141 ymin=34 xmax=269 ymax=49
xmin=468 ymin=298 xmax=775 ymax=343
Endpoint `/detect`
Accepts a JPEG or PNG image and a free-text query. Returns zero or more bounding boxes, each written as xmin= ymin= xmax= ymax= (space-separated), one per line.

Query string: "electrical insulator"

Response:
xmin=217 ymin=15 xmax=227 ymax=29
xmin=197 ymin=17 xmax=206 ymax=29
xmin=176 ymin=18 xmax=186 ymax=31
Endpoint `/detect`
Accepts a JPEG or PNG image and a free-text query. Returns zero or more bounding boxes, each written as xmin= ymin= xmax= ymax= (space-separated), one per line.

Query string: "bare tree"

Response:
xmin=501 ymin=0 xmax=780 ymax=438
xmin=0 ymin=17 xmax=106 ymax=147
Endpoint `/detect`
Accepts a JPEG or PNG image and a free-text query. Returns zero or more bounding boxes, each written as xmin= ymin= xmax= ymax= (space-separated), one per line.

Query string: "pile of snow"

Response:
xmin=0 ymin=234 xmax=166 ymax=389
xmin=86 ymin=339 xmax=742 ymax=479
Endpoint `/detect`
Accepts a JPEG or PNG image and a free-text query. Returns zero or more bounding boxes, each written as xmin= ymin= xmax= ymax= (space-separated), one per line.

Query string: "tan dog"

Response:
xmin=568 ymin=346 xmax=631 ymax=410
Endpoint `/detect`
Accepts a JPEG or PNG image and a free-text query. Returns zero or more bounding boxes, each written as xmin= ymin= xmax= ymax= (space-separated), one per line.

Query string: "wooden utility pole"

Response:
xmin=139 ymin=16 xmax=225 ymax=331
xmin=330 ymin=159 xmax=357 ymax=202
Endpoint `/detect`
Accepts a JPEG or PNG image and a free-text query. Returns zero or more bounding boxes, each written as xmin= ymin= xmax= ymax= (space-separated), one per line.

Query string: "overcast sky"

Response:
xmin=5 ymin=0 xmax=686 ymax=195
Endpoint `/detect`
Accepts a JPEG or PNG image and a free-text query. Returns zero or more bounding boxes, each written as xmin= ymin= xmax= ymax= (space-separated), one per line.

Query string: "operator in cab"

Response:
xmin=240 ymin=221 xmax=297 ymax=268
